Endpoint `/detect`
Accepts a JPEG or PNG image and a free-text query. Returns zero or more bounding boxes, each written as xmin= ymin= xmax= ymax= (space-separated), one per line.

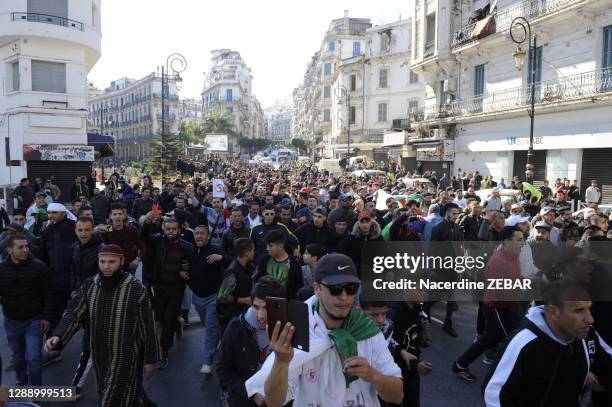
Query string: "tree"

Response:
xmin=148 ymin=130 xmax=182 ymax=175
xmin=290 ymin=138 xmax=308 ymax=155
xmin=238 ymin=137 xmax=272 ymax=154
xmin=178 ymin=120 xmax=207 ymax=155
xmin=202 ymin=109 xmax=237 ymax=136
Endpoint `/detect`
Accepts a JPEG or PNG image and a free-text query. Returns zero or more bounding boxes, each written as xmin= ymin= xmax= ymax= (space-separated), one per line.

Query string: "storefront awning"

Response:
xmin=87 ymin=133 xmax=114 ymax=158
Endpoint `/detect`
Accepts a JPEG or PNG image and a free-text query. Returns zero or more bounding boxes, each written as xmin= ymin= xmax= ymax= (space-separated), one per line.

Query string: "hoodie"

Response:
xmin=483 ymin=306 xmax=612 ymax=407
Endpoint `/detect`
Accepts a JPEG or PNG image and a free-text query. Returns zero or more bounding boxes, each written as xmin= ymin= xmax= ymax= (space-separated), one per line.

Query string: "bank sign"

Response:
xmin=506 ymin=137 xmax=544 ymax=146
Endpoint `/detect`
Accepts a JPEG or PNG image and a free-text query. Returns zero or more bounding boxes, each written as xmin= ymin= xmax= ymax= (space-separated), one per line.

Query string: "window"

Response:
xmin=350 ymin=106 xmax=356 ymax=124
xmin=414 ymin=20 xmax=421 ymax=59
xmin=31 ymin=60 xmax=66 ymax=93
xmin=350 ymin=74 xmax=357 ymax=91
xmin=603 ymin=25 xmax=612 ymax=90
xmin=409 ymin=70 xmax=419 ymax=84
xmin=527 ymin=46 xmax=543 ymax=101
xmin=379 ymin=69 xmax=388 ymax=88
xmin=323 ymin=109 xmax=331 ymax=122
xmin=324 ymin=63 xmax=332 ymax=76
xmin=381 ymin=33 xmax=390 ymax=52
xmin=28 ymin=0 xmax=67 ymax=18
xmin=353 ymin=42 xmax=361 ymax=56
xmin=323 ymin=85 xmax=331 ymax=98
xmin=328 ymin=41 xmax=336 ymax=51
xmin=11 ymin=61 xmax=19 ymax=92
xmin=474 ymin=64 xmax=485 ymax=112
xmin=439 ymin=80 xmax=447 ymax=107
xmin=377 ymin=103 xmax=388 ymax=122
xmin=409 ymin=100 xmax=419 ymax=113
xmin=425 ymin=14 xmax=436 ymax=56
xmin=226 ymin=89 xmax=233 ymax=101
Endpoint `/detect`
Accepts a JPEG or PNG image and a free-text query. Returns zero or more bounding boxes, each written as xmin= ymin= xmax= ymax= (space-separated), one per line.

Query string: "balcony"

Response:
xmin=451 ymin=0 xmax=580 ymax=49
xmin=11 ymin=12 xmax=84 ymax=31
xmin=417 ymin=67 xmax=612 ymax=122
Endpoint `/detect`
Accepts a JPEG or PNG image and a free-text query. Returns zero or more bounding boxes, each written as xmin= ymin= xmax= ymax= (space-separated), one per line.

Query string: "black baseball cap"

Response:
xmin=2 ymin=223 xmax=24 ymax=232
xmin=314 ymin=253 xmax=360 ymax=285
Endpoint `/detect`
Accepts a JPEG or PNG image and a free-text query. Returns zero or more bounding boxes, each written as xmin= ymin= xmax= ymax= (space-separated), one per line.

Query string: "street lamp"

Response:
xmin=161 ymin=52 xmax=187 ymax=181
xmin=335 ymin=84 xmax=351 ymax=159
xmin=510 ymin=17 xmax=537 ymax=184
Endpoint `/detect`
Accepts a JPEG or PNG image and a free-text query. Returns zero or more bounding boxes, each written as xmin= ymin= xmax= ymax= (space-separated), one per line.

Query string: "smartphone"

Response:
xmin=266 ymin=297 xmax=309 ymax=352
xmin=151 ymin=203 xmax=160 ymax=216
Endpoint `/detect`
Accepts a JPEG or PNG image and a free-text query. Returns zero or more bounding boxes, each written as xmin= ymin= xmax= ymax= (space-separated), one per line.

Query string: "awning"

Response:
xmin=87 ymin=133 xmax=114 ymax=144
xmin=87 ymin=133 xmax=115 ymax=158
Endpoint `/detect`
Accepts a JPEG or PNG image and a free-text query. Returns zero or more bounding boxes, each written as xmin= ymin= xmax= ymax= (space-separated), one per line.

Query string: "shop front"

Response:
xmin=412 ymin=139 xmax=455 ymax=175
xmin=23 ymin=144 xmax=95 ymax=202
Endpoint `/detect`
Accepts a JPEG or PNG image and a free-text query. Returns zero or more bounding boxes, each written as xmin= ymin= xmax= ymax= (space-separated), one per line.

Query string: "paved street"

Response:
xmin=0 ymin=300 xmax=491 ymax=406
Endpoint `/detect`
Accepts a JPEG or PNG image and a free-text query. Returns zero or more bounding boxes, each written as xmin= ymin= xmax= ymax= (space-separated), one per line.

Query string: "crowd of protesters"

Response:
xmin=0 ymin=155 xmax=610 ymax=407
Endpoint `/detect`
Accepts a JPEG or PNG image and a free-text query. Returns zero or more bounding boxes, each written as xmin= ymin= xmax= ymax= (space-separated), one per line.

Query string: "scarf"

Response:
xmin=313 ymin=300 xmax=380 ymax=387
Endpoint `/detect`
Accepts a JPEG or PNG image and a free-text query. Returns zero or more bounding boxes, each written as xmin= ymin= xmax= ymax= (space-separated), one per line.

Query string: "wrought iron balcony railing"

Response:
xmin=417 ymin=67 xmax=612 ymax=121
xmin=11 ymin=12 xmax=84 ymax=31
xmin=451 ymin=0 xmax=580 ymax=49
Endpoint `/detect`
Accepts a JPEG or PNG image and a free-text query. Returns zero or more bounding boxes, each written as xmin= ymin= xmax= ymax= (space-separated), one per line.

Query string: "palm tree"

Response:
xmin=202 ymin=109 xmax=237 ymax=136
xmin=178 ymin=120 xmax=206 ymax=153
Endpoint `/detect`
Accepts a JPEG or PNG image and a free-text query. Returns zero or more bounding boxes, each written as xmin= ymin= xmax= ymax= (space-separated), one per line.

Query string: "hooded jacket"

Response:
xmin=216 ymin=312 xmax=266 ymax=407
xmin=482 ymin=305 xmax=612 ymax=407
xmin=346 ymin=220 xmax=383 ymax=276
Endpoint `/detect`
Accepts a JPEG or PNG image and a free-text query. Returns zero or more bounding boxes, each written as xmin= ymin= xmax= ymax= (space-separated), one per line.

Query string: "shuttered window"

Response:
xmin=31 ymin=60 xmax=66 ymax=93
xmin=11 ymin=61 xmax=19 ymax=92
xmin=28 ymin=0 xmax=68 ymax=18
xmin=379 ymin=69 xmax=389 ymax=88
xmin=378 ymin=103 xmax=388 ymax=122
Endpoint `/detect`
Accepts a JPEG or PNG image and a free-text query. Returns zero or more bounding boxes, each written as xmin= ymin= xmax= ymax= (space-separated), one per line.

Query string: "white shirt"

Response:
xmin=245 ymin=214 xmax=262 ymax=229
xmin=285 ymin=329 xmax=401 ymax=407
xmin=454 ymin=197 xmax=467 ymax=208
xmin=585 ymin=186 xmax=601 ymax=203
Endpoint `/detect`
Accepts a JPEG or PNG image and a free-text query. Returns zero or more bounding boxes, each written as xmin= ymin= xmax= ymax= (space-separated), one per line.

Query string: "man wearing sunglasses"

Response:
xmin=248 ymin=253 xmax=403 ymax=406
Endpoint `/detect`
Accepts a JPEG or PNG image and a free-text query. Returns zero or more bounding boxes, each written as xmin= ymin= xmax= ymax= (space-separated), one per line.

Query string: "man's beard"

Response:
xmin=321 ymin=300 xmax=348 ymax=322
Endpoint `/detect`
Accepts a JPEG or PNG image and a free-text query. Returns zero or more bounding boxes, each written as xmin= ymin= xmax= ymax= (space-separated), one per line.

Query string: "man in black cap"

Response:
xmin=252 ymin=253 xmax=403 ymax=406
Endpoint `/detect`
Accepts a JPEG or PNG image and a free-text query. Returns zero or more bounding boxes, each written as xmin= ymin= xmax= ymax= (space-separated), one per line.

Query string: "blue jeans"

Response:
xmin=4 ymin=318 xmax=43 ymax=386
xmin=192 ymin=293 xmax=219 ymax=365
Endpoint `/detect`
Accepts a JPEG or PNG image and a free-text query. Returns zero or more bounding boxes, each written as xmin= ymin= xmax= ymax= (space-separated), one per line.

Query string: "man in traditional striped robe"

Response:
xmin=46 ymin=244 xmax=159 ymax=407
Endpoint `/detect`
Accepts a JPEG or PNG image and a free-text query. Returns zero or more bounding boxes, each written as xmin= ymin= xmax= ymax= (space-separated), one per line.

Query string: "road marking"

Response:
xmin=430 ymin=316 xmax=444 ymax=325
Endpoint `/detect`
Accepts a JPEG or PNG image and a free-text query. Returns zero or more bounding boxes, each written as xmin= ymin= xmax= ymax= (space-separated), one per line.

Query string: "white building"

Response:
xmin=0 ymin=0 xmax=102 ymax=201
xmin=179 ymin=97 xmax=203 ymax=122
xmin=201 ymin=49 xmax=263 ymax=148
xmin=329 ymin=18 xmax=424 ymax=162
xmin=410 ymin=0 xmax=612 ymax=201
xmin=292 ymin=12 xmax=372 ymax=154
xmin=264 ymin=102 xmax=292 ymax=141
xmin=88 ymin=71 xmax=180 ymax=162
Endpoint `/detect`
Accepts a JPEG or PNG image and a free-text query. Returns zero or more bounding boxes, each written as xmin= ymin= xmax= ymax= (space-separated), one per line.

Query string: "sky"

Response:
xmin=88 ymin=0 xmax=410 ymax=108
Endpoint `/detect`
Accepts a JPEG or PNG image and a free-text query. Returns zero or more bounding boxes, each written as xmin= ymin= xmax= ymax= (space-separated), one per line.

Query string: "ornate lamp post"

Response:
xmin=510 ymin=17 xmax=537 ymax=183
xmin=161 ymin=53 xmax=187 ymax=180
